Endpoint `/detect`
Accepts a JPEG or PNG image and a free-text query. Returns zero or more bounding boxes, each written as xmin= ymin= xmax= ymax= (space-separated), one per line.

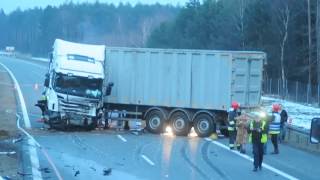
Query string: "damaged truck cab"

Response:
xmin=41 ymin=39 xmax=106 ymax=129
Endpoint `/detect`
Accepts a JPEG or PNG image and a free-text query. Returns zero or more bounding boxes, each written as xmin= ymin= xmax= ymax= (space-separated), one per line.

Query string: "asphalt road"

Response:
xmin=0 ymin=56 xmax=319 ymax=180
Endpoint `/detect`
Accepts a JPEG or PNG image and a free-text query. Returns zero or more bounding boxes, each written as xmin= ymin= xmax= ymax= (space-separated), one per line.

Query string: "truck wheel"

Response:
xmin=170 ymin=111 xmax=191 ymax=136
xmin=193 ymin=113 xmax=215 ymax=137
xmin=145 ymin=110 xmax=165 ymax=134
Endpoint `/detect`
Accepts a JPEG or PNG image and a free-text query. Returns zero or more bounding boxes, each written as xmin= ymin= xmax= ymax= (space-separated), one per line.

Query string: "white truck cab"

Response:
xmin=43 ymin=39 xmax=106 ymax=129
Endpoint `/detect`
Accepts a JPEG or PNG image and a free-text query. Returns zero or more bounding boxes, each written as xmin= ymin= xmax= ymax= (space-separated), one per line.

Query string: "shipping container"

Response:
xmin=104 ymin=47 xmax=266 ymax=137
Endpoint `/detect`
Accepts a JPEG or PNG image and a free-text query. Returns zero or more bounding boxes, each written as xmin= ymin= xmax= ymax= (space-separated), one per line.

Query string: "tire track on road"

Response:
xmin=201 ymin=141 xmax=230 ymax=180
xmin=180 ymin=141 xmax=210 ymax=180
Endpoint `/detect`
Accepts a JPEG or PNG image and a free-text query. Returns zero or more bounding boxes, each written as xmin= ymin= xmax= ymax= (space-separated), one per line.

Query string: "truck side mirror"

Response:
xmin=310 ymin=118 xmax=320 ymax=144
xmin=44 ymin=73 xmax=49 ymax=87
xmin=106 ymin=82 xmax=114 ymax=96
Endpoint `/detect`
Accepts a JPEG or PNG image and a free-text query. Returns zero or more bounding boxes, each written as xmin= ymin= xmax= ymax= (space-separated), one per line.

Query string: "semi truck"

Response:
xmin=104 ymin=47 xmax=266 ymax=137
xmin=39 ymin=39 xmax=107 ymax=129
xmin=39 ymin=39 xmax=266 ymax=137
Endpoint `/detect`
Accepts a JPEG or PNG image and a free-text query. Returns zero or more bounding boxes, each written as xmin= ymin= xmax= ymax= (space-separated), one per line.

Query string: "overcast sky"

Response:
xmin=1 ymin=0 xmax=189 ymax=13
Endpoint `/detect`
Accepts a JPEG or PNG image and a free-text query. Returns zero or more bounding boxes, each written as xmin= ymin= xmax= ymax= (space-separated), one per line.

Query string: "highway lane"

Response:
xmin=0 ymin=56 xmax=319 ymax=180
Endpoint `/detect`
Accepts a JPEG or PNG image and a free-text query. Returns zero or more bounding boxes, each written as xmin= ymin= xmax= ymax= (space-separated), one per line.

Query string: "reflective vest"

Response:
xmin=249 ymin=120 xmax=267 ymax=144
xmin=269 ymin=112 xmax=281 ymax=134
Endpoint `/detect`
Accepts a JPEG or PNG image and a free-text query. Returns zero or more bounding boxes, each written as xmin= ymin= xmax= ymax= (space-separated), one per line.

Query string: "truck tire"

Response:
xmin=145 ymin=110 xmax=165 ymax=134
xmin=193 ymin=113 xmax=215 ymax=137
xmin=170 ymin=111 xmax=191 ymax=136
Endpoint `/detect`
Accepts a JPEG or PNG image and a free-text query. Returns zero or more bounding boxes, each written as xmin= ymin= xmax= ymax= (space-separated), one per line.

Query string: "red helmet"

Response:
xmin=272 ymin=104 xmax=281 ymax=112
xmin=231 ymin=101 xmax=240 ymax=110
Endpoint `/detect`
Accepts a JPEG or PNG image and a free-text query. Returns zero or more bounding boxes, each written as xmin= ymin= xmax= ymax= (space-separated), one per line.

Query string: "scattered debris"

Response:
xmin=90 ymin=166 xmax=96 ymax=171
xmin=0 ymin=151 xmax=16 ymax=155
xmin=103 ymin=168 xmax=112 ymax=176
xmin=1 ymin=176 xmax=12 ymax=180
xmin=74 ymin=170 xmax=80 ymax=177
xmin=38 ymin=167 xmax=51 ymax=173
xmin=12 ymin=137 xmax=23 ymax=143
xmin=17 ymin=171 xmax=32 ymax=176
xmin=131 ymin=131 xmax=140 ymax=136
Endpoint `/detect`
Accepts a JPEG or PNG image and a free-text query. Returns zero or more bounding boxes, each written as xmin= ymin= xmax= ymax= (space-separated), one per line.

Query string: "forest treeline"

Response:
xmin=148 ymin=0 xmax=318 ymax=83
xmin=0 ymin=2 xmax=179 ymax=56
xmin=0 ymin=0 xmax=319 ymax=83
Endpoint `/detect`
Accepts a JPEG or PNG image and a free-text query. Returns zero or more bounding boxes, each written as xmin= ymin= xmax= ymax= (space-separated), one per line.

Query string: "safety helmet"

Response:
xmin=272 ymin=104 xmax=281 ymax=112
xmin=231 ymin=101 xmax=240 ymax=110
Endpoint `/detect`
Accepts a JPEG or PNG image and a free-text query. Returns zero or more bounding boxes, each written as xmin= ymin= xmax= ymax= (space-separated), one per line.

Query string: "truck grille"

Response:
xmin=59 ymin=99 xmax=92 ymax=115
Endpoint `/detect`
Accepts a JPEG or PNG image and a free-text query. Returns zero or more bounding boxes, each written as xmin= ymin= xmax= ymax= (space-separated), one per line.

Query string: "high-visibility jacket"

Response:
xmin=228 ymin=108 xmax=239 ymax=131
xmin=269 ymin=112 xmax=281 ymax=134
xmin=249 ymin=119 xmax=267 ymax=144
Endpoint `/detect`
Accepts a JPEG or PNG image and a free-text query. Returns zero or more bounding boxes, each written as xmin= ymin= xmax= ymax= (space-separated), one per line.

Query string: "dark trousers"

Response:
xmin=229 ymin=130 xmax=236 ymax=148
xmin=252 ymin=143 xmax=264 ymax=168
xmin=271 ymin=134 xmax=279 ymax=153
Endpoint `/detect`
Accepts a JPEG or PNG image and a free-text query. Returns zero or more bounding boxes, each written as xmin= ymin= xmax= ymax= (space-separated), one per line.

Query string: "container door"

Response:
xmin=231 ymin=56 xmax=263 ymax=107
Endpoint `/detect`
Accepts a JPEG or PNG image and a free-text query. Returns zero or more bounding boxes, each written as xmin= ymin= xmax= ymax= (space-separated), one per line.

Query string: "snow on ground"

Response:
xmin=261 ymin=96 xmax=320 ymax=130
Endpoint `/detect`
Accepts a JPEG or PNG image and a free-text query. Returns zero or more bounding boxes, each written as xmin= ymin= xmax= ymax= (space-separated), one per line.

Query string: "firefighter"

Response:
xmin=228 ymin=101 xmax=240 ymax=150
xmin=35 ymin=92 xmax=47 ymax=121
xmin=248 ymin=113 xmax=268 ymax=171
xmin=269 ymin=104 xmax=281 ymax=154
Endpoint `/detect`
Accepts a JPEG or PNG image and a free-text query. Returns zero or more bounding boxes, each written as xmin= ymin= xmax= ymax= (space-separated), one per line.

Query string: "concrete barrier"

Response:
xmin=285 ymin=125 xmax=320 ymax=153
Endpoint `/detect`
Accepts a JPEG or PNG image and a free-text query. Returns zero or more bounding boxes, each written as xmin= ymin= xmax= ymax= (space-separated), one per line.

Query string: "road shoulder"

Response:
xmin=0 ymin=65 xmax=20 ymax=179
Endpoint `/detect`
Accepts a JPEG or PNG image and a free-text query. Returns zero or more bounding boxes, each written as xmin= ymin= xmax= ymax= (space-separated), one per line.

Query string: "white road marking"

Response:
xmin=141 ymin=155 xmax=155 ymax=166
xmin=117 ymin=134 xmax=127 ymax=142
xmin=205 ymin=138 xmax=299 ymax=180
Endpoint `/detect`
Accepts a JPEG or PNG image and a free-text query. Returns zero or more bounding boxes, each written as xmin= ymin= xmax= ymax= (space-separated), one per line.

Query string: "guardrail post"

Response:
xmin=296 ymin=81 xmax=298 ymax=102
xmin=318 ymin=84 xmax=320 ymax=107
xmin=307 ymin=84 xmax=310 ymax=104
xmin=270 ymin=79 xmax=272 ymax=94
xmin=278 ymin=79 xmax=280 ymax=96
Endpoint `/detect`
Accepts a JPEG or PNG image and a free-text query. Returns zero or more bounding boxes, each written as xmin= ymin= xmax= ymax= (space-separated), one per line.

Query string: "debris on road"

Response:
xmin=38 ymin=167 xmax=51 ymax=173
xmin=90 ymin=166 xmax=96 ymax=171
xmin=17 ymin=171 xmax=32 ymax=177
xmin=1 ymin=176 xmax=12 ymax=180
xmin=103 ymin=168 xmax=112 ymax=176
xmin=74 ymin=170 xmax=80 ymax=177
xmin=0 ymin=151 xmax=16 ymax=155
xmin=12 ymin=135 xmax=23 ymax=144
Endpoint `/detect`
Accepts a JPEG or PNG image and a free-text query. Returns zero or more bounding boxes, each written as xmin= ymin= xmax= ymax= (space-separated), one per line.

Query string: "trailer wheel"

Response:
xmin=170 ymin=111 xmax=191 ymax=136
xmin=193 ymin=113 xmax=215 ymax=137
xmin=145 ymin=110 xmax=165 ymax=134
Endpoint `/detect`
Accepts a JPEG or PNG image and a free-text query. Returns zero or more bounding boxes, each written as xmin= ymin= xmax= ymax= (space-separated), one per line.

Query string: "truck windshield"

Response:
xmin=54 ymin=73 xmax=102 ymax=99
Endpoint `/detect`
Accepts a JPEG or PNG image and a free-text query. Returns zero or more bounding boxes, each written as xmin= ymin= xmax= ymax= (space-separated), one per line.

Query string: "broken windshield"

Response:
xmin=53 ymin=72 xmax=102 ymax=99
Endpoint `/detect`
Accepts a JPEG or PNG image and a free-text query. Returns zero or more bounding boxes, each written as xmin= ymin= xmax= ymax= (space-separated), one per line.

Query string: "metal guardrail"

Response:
xmin=285 ymin=125 xmax=320 ymax=153
xmin=287 ymin=125 xmax=309 ymax=135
